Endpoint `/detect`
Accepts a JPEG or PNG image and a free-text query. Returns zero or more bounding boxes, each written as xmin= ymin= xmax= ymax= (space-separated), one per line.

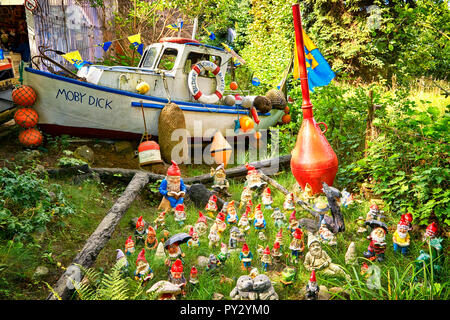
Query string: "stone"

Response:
xmin=317 ymin=285 xmax=330 ymax=300
xmin=187 ymin=184 xmax=225 ymax=210
xmin=196 ymin=256 xmax=210 ymax=268
xmin=72 ymin=172 xmax=100 ymax=185
xmin=16 ymin=150 xmax=41 ymax=162
xmin=147 ymin=280 xmax=182 ymax=299
xmin=345 ymin=241 xmax=357 ymax=265
xmin=33 ymin=266 xmax=49 ymax=278
xmin=328 ymin=287 xmax=350 ymax=300
xmin=114 ymin=141 xmax=134 ymax=154
xmin=73 ymin=145 xmax=94 ymax=165
xmin=212 ymin=292 xmax=224 ymax=300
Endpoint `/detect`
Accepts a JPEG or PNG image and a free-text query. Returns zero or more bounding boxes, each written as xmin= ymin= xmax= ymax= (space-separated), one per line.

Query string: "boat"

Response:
xmin=23 ymin=38 xmax=285 ymax=140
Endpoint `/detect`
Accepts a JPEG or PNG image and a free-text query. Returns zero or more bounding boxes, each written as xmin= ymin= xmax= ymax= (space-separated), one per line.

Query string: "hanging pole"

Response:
xmin=192 ymin=17 xmax=198 ymax=40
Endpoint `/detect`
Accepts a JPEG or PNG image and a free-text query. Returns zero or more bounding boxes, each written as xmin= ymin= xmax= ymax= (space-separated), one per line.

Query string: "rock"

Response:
xmin=212 ymin=292 xmax=224 ymax=300
xmin=345 ymin=241 xmax=357 ymax=265
xmin=16 ymin=150 xmax=41 ymax=162
xmin=147 ymin=280 xmax=182 ymax=299
xmin=328 ymin=287 xmax=350 ymax=300
xmin=317 ymin=285 xmax=330 ymax=300
xmin=73 ymin=145 xmax=94 ymax=165
xmin=114 ymin=141 xmax=134 ymax=154
xmin=196 ymin=256 xmax=209 ymax=268
xmin=72 ymin=172 xmax=100 ymax=185
xmin=33 ymin=266 xmax=49 ymax=278
xmin=186 ymin=184 xmax=225 ymax=210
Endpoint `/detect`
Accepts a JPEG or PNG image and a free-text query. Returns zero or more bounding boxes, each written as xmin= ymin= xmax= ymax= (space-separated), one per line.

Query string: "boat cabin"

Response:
xmin=77 ymin=39 xmax=232 ymax=104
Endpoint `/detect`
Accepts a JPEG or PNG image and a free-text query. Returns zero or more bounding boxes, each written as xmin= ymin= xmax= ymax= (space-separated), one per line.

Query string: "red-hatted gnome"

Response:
xmin=271 ymin=241 xmax=283 ymax=269
xmin=159 ymin=160 xmax=186 ymax=211
xmin=423 ymin=222 xmax=438 ymax=243
xmin=305 ymin=270 xmax=320 ymax=300
xmin=194 ymin=211 xmax=208 ymax=237
xmin=214 ymin=211 xmax=227 ymax=237
xmin=392 ymin=217 xmax=411 ymax=256
xmin=226 ymin=200 xmax=239 ymax=225
xmin=189 ymin=266 xmax=199 ymax=285
xmin=134 ymin=216 xmax=147 ymax=246
xmin=145 ymin=225 xmax=158 ymax=250
xmin=363 ymin=223 xmax=388 ymax=262
xmin=153 ymin=211 xmax=166 ymax=230
xmin=187 ymin=227 xmax=200 ymax=247
xmin=288 ymin=210 xmax=299 ymax=234
xmin=239 ymin=243 xmax=253 ymax=271
xmin=244 ymin=163 xmax=267 ymax=192
xmin=238 ymin=206 xmax=251 ymax=235
xmin=403 ymin=212 xmax=413 ymax=231
xmin=168 ymin=259 xmax=186 ymax=295
xmin=261 ymin=246 xmax=272 ymax=271
xmin=134 ymin=249 xmax=154 ymax=282
xmin=174 ymin=203 xmax=186 ymax=226
xmin=262 ymin=187 xmax=273 ymax=209
xmin=275 ymin=228 xmax=284 ymax=249
xmin=283 ymin=192 xmax=295 ymax=211
xmin=289 ymin=228 xmax=305 ymax=264
xmin=125 ymin=235 xmax=135 ymax=256
xmin=205 ymin=194 xmax=218 ymax=218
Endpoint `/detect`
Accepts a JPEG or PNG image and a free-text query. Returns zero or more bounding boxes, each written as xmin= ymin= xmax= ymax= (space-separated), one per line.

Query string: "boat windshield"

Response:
xmin=141 ymin=47 xmax=158 ymax=69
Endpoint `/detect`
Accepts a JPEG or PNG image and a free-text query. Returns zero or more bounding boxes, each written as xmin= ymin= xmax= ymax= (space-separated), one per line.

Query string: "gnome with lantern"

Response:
xmin=159 ymin=161 xmax=186 ymax=212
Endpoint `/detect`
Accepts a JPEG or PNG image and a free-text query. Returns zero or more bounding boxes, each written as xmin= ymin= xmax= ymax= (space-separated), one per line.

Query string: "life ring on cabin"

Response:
xmin=188 ymin=60 xmax=225 ymax=104
xmin=159 ymin=37 xmax=200 ymax=44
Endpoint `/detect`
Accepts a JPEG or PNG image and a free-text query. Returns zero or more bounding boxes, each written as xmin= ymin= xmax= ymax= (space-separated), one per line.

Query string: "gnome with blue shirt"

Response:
xmin=159 ymin=161 xmax=186 ymax=211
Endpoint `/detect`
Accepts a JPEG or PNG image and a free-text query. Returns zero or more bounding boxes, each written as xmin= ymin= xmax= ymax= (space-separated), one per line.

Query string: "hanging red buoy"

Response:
xmin=290 ymin=4 xmax=338 ymax=194
xmin=14 ymin=108 xmax=39 ymax=128
xmin=250 ymin=107 xmax=260 ymax=124
xmin=12 ymin=85 xmax=37 ymax=107
xmin=138 ymin=140 xmax=162 ymax=165
xmin=18 ymin=127 xmax=43 ymax=148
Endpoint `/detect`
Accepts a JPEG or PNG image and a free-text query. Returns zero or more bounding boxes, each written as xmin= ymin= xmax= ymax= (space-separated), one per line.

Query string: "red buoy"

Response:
xmin=14 ymin=108 xmax=39 ymax=128
xmin=290 ymin=4 xmax=338 ymax=194
xmin=12 ymin=85 xmax=37 ymax=107
xmin=18 ymin=127 xmax=43 ymax=148
xmin=138 ymin=140 xmax=162 ymax=165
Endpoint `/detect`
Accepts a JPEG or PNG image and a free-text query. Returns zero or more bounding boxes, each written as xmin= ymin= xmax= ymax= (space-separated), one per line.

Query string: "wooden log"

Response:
xmin=47 ymin=171 xmax=150 ymax=300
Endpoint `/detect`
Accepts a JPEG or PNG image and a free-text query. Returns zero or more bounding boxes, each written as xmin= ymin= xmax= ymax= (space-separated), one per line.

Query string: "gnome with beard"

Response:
xmin=159 ymin=161 xmax=186 ymax=211
xmin=363 ymin=222 xmax=388 ymax=262
xmin=392 ymin=217 xmax=410 ymax=256
xmin=134 ymin=249 xmax=154 ymax=283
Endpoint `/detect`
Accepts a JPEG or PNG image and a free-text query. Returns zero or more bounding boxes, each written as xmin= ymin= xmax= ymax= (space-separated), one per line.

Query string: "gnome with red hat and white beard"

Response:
xmin=262 ymin=187 xmax=273 ymax=209
xmin=238 ymin=206 xmax=251 ymax=235
xmin=261 ymin=246 xmax=272 ymax=271
xmin=125 ymin=236 xmax=135 ymax=256
xmin=134 ymin=249 xmax=154 ymax=282
xmin=226 ymin=200 xmax=239 ymax=225
xmin=134 ymin=216 xmax=147 ymax=247
xmin=423 ymin=222 xmax=438 ymax=243
xmin=187 ymin=227 xmax=200 ymax=247
xmin=363 ymin=224 xmax=388 ymax=262
xmin=168 ymin=259 xmax=186 ymax=295
xmin=289 ymin=228 xmax=305 ymax=264
xmin=305 ymin=270 xmax=320 ymax=300
xmin=392 ymin=217 xmax=411 ymax=256
xmin=194 ymin=211 xmax=208 ymax=237
xmin=205 ymin=194 xmax=218 ymax=218
xmin=174 ymin=203 xmax=186 ymax=226
xmin=159 ymin=160 xmax=186 ymax=211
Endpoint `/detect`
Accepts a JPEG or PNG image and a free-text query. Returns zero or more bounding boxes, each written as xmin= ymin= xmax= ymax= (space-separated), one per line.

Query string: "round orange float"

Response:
xmin=12 ymin=85 xmax=37 ymax=107
xmin=230 ymin=81 xmax=238 ymax=90
xmin=282 ymin=113 xmax=291 ymax=124
xmin=14 ymin=108 xmax=39 ymax=128
xmin=239 ymin=116 xmax=254 ymax=132
xmin=18 ymin=127 xmax=43 ymax=147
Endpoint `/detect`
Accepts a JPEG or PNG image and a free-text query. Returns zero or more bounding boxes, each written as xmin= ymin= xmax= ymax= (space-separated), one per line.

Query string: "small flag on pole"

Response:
xmin=61 ymin=50 xmax=90 ymax=69
xmin=128 ymin=34 xmax=144 ymax=55
xmin=167 ymin=21 xmax=183 ymax=31
xmin=251 ymin=76 xmax=261 ymax=86
xmin=202 ymin=27 xmax=216 ymax=40
xmin=97 ymin=41 xmax=112 ymax=52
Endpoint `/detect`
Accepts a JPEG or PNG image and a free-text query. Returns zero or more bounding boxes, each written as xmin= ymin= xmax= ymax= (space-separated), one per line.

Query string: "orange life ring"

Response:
xmin=159 ymin=37 xmax=200 ymax=44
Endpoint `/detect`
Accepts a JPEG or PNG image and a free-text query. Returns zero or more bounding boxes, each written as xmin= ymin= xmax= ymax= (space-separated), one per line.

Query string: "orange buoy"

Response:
xmin=12 ymin=85 xmax=37 ymax=107
xmin=282 ymin=114 xmax=291 ymax=124
xmin=239 ymin=116 xmax=254 ymax=132
xmin=210 ymin=131 xmax=232 ymax=167
xmin=284 ymin=106 xmax=290 ymax=114
xmin=14 ymin=108 xmax=39 ymax=128
xmin=18 ymin=127 xmax=43 ymax=147
xmin=230 ymin=81 xmax=238 ymax=90
xmin=138 ymin=140 xmax=162 ymax=165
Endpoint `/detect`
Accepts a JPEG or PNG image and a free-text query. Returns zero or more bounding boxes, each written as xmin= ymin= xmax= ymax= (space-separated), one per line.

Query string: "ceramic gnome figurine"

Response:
xmin=194 ymin=211 xmax=208 ymax=237
xmin=189 ymin=266 xmax=199 ymax=285
xmin=392 ymin=217 xmax=410 ymax=256
xmin=217 ymin=243 xmax=229 ymax=265
xmin=318 ymin=220 xmax=337 ymax=246
xmin=363 ymin=222 xmax=388 ymax=262
xmin=289 ymin=228 xmax=305 ymax=264
xmin=205 ymin=194 xmax=218 ymax=218
xmin=239 ymin=187 xmax=253 ymax=211
xmin=403 ymin=212 xmax=413 ymax=231
xmin=340 ymin=189 xmax=354 ymax=208
xmin=313 ymin=200 xmax=330 ymax=229
xmin=168 ymin=259 xmax=186 ymax=295
xmin=253 ymin=204 xmax=266 ymax=231
xmin=145 ymin=226 xmax=158 ymax=250
xmin=125 ymin=236 xmax=135 ymax=256
xmin=208 ymin=224 xmax=221 ymax=248
xmin=155 ymin=242 xmax=166 ymax=261
xmin=229 ymin=226 xmax=242 ymax=251
xmin=211 ymin=164 xmax=231 ymax=198
xmin=261 ymin=246 xmax=272 ymax=272
xmin=134 ymin=216 xmax=147 ymax=246
xmin=304 ymin=234 xmax=349 ymax=280
xmin=174 ymin=204 xmax=186 ymax=225
xmin=283 ymin=192 xmax=295 ymax=211
xmin=423 ymin=222 xmax=438 ymax=243
xmin=116 ymin=249 xmax=129 ymax=274
xmin=206 ymin=254 xmax=221 ymax=271
xmin=271 ymin=207 xmax=286 ymax=228
xmin=238 ymin=206 xmax=251 ymax=235
xmin=153 ymin=211 xmax=166 ymax=230
xmin=298 ymin=183 xmax=314 ymax=205
xmin=240 ymin=243 xmax=253 ymax=271
xmin=305 ymin=270 xmax=320 ymax=300
xmin=366 ymin=204 xmax=383 ymax=222
xmin=262 ymin=187 xmax=273 ymax=209
xmin=187 ymin=227 xmax=200 ymax=247
xmin=288 ymin=210 xmax=299 ymax=234
xmin=244 ymin=163 xmax=267 ymax=192
xmin=226 ymin=200 xmax=239 ymax=225
xmin=214 ymin=211 xmax=227 ymax=237
xmin=271 ymin=242 xmax=283 ymax=270
xmin=134 ymin=249 xmax=154 ymax=282
xmin=275 ymin=228 xmax=284 ymax=249
xmin=165 ymin=241 xmax=185 ymax=266
xmin=159 ymin=161 xmax=186 ymax=211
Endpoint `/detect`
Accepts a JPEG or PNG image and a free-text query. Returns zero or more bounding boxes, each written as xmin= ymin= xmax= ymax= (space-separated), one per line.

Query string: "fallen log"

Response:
xmin=47 ymin=171 xmax=150 ymax=300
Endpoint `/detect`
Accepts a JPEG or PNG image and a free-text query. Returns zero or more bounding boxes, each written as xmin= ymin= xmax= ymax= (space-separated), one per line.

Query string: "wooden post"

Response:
xmin=47 ymin=171 xmax=150 ymax=300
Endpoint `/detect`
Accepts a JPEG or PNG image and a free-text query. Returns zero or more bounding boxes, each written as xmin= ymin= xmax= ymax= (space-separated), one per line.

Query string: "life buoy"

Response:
xmin=188 ymin=60 xmax=225 ymax=104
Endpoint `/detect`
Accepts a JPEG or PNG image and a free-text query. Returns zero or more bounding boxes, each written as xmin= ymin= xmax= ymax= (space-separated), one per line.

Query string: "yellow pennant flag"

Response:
xmin=62 ymin=50 xmax=83 ymax=65
xmin=293 ymin=30 xmax=319 ymax=79
xmin=128 ymin=33 xmax=141 ymax=45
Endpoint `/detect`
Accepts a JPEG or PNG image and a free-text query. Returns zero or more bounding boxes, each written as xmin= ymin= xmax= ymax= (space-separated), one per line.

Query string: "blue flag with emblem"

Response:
xmin=293 ymin=31 xmax=335 ymax=92
xmin=128 ymin=34 xmax=144 ymax=55
xmin=203 ymin=27 xmax=216 ymax=40
xmin=98 ymin=41 xmax=112 ymax=52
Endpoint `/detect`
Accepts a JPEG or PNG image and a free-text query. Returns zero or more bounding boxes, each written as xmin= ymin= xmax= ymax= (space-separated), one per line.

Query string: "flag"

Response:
xmin=128 ymin=34 xmax=144 ymax=55
xmin=0 ymin=48 xmax=4 ymax=60
xmin=166 ymin=21 xmax=183 ymax=31
xmin=61 ymin=50 xmax=85 ymax=69
xmin=203 ymin=27 xmax=216 ymax=40
xmin=293 ymin=30 xmax=335 ymax=92
xmin=233 ymin=57 xmax=241 ymax=67
xmin=252 ymin=77 xmax=261 ymax=86
xmin=98 ymin=41 xmax=112 ymax=52
xmin=221 ymin=43 xmax=246 ymax=65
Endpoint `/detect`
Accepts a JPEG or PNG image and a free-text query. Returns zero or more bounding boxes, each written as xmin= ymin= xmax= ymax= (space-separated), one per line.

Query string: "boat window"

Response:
xmin=141 ymin=47 xmax=158 ymax=68
xmin=184 ymin=52 xmax=222 ymax=77
xmin=157 ymin=48 xmax=178 ymax=71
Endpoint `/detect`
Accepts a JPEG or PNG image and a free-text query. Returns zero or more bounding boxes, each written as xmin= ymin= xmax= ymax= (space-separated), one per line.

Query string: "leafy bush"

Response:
xmin=0 ymin=167 xmax=75 ymax=242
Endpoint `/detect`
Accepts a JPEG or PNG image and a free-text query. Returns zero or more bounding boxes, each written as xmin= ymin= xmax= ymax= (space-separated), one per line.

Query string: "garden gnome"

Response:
xmin=271 ymin=207 xmax=286 ymax=228
xmin=187 ymin=227 xmax=200 ymax=247
xmin=208 ymin=224 xmax=221 ymax=248
xmin=313 ymin=199 xmax=330 ymax=229
xmin=271 ymin=242 xmax=283 ymax=269
xmin=392 ymin=217 xmax=410 ymax=256
xmin=205 ymin=194 xmax=218 ymax=218
xmin=318 ymin=220 xmax=337 ymax=246
xmin=356 ymin=216 xmax=367 ymax=234
xmin=288 ymin=210 xmax=299 ymax=234
xmin=239 ymin=243 xmax=253 ymax=271
xmin=253 ymin=204 xmax=266 ymax=231
xmin=340 ymin=189 xmax=354 ymax=208
xmin=366 ymin=204 xmax=382 ymax=222
xmin=154 ymin=211 xmax=166 ymax=230
xmin=238 ymin=207 xmax=251 ymax=235
xmin=304 ymin=234 xmax=349 ymax=280
xmin=125 ymin=236 xmax=135 ymax=256
xmin=217 ymin=243 xmax=229 ymax=265
xmin=159 ymin=160 xmax=186 ymax=211
xmin=283 ymin=192 xmax=295 ymax=210
xmin=174 ymin=203 xmax=186 ymax=225
xmin=214 ymin=211 xmax=227 ymax=237
xmin=363 ymin=224 xmax=388 ymax=262
xmin=206 ymin=253 xmax=221 ymax=271
xmin=244 ymin=163 xmax=266 ymax=191
xmin=403 ymin=212 xmax=413 ymax=231
xmin=305 ymin=270 xmax=319 ymax=300
xmin=262 ymin=187 xmax=273 ymax=209
xmin=239 ymin=187 xmax=253 ymax=211
xmin=289 ymin=228 xmax=305 ymax=264
xmin=165 ymin=241 xmax=185 ymax=266
xmin=292 ymin=182 xmax=303 ymax=202
xmin=189 ymin=266 xmax=199 ymax=285
xmin=226 ymin=200 xmax=239 ymax=225
xmin=229 ymin=226 xmax=241 ymax=251
xmin=423 ymin=222 xmax=438 ymax=243
xmin=145 ymin=226 xmax=158 ymax=250
xmin=298 ymin=183 xmax=314 ymax=204
xmin=275 ymin=228 xmax=284 ymax=248
xmin=134 ymin=249 xmax=154 ymax=282
xmin=194 ymin=211 xmax=208 ymax=237
xmin=134 ymin=216 xmax=147 ymax=246
xmin=168 ymin=259 xmax=186 ymax=295
xmin=211 ymin=164 xmax=231 ymax=197
xmin=261 ymin=246 xmax=272 ymax=272
xmin=116 ymin=249 xmax=128 ymax=273
xmin=345 ymin=242 xmax=357 ymax=265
